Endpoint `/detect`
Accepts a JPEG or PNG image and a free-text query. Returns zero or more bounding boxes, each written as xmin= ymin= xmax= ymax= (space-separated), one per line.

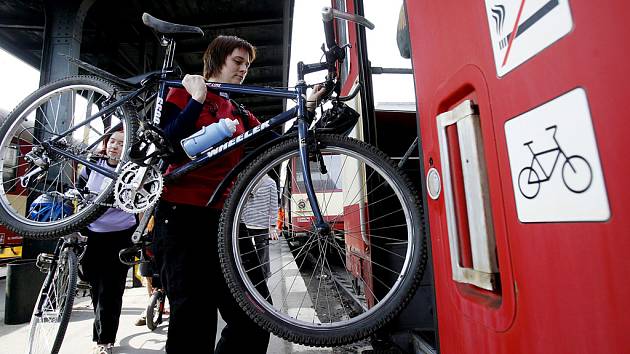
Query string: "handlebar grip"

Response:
xmin=321 ymin=6 xmax=376 ymax=31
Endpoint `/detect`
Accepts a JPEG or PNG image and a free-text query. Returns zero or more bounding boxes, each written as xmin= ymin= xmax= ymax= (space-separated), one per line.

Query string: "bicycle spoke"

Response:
xmin=326 ymin=238 xmax=379 ymax=308
xmin=276 ymin=237 xmax=320 ymax=310
xmin=0 ymin=79 xmax=135 ymax=235
xmin=222 ymin=135 xmax=425 ymax=347
xmin=328 ymin=239 xmax=389 ymax=300
xmin=312 ymin=237 xmax=329 ymax=323
xmin=246 ymin=229 xmax=319 ymax=288
xmin=321 ymin=240 xmax=353 ymax=319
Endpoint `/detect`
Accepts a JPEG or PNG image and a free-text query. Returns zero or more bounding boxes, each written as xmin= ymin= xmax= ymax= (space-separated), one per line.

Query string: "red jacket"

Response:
xmin=161 ymin=88 xmax=260 ymax=207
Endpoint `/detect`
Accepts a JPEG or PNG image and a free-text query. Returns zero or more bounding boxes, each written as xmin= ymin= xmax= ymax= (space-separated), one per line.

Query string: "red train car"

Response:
xmin=333 ymin=0 xmax=630 ymax=352
xmin=0 ymin=121 xmax=25 ymax=261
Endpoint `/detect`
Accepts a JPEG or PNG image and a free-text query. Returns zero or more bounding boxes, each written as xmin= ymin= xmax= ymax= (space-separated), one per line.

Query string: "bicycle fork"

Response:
xmin=295 ymin=101 xmax=330 ymax=236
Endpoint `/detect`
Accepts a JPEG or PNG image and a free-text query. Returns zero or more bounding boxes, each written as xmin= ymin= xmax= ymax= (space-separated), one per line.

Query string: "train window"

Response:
xmin=363 ymin=0 xmax=416 ymax=110
xmin=294 ymin=155 xmax=343 ymax=192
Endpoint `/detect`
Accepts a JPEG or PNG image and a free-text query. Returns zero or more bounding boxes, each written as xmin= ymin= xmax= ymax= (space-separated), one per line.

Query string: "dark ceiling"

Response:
xmin=0 ymin=0 xmax=295 ymax=120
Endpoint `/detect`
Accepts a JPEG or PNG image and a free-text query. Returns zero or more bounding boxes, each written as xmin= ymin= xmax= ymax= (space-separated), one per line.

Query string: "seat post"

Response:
xmin=161 ymin=36 xmax=176 ymax=75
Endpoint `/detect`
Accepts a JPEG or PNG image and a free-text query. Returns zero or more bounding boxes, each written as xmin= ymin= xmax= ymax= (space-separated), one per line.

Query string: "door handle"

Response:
xmin=436 ymin=100 xmax=498 ymax=291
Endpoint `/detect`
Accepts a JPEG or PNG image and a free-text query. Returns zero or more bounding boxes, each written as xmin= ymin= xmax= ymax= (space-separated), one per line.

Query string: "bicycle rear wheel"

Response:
xmin=219 ymin=134 xmax=427 ymax=346
xmin=0 ymin=75 xmax=137 ymax=239
xmin=26 ymin=247 xmax=78 ymax=354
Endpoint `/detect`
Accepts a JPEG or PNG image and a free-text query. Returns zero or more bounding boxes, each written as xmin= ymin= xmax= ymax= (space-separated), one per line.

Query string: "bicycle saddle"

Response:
xmin=142 ymin=13 xmax=204 ymax=37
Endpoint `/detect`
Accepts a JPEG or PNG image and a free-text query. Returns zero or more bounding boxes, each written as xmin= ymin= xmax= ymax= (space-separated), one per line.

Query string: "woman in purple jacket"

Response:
xmin=80 ymin=129 xmax=137 ymax=354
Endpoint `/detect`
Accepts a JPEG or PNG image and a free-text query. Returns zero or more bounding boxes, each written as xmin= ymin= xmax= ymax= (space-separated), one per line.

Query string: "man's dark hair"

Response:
xmin=203 ymin=35 xmax=256 ymax=79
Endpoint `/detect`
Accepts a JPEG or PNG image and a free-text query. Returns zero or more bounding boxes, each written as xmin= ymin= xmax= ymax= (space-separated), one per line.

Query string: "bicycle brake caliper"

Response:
xmin=308 ymin=133 xmax=328 ymax=175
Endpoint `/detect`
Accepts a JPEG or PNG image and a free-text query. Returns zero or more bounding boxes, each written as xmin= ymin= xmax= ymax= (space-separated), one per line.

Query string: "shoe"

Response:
xmin=135 ymin=315 xmax=146 ymax=326
xmin=94 ymin=343 xmax=114 ymax=354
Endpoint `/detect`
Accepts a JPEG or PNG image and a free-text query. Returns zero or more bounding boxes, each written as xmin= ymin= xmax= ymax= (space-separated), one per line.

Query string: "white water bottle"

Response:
xmin=181 ymin=118 xmax=239 ymax=157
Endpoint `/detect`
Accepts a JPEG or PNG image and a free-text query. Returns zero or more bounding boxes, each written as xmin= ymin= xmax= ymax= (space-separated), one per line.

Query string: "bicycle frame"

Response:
xmin=35 ymin=233 xmax=86 ymax=305
xmin=43 ymin=57 xmax=331 ymax=231
xmin=524 ymin=125 xmax=569 ymax=182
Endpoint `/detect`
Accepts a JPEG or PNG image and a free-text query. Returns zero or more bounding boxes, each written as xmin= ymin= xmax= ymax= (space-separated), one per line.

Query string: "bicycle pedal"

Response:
xmin=35 ymin=253 xmax=54 ymax=272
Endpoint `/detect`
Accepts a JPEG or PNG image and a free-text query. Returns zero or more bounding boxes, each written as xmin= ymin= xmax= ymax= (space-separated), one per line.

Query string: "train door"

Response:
xmin=405 ymin=0 xmax=630 ymax=352
xmin=333 ymin=0 xmax=438 ymax=350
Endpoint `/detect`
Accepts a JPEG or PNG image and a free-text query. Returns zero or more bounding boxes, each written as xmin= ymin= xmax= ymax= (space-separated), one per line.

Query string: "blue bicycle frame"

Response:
xmin=44 ymin=61 xmax=331 ymax=232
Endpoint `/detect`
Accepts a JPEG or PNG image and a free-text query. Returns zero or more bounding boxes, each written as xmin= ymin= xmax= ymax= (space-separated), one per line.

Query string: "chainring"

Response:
xmin=114 ymin=162 xmax=163 ymax=213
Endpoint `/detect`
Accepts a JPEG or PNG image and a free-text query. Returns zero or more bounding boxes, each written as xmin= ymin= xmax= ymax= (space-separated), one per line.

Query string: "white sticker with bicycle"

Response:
xmin=504 ymin=88 xmax=610 ymax=222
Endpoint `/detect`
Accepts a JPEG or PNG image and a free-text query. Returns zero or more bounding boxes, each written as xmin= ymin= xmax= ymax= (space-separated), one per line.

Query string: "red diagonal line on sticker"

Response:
xmin=502 ymin=0 xmax=527 ymax=67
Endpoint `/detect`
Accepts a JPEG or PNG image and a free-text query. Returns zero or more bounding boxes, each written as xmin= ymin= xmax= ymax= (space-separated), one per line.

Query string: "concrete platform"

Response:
xmin=0 ymin=276 xmax=341 ymax=354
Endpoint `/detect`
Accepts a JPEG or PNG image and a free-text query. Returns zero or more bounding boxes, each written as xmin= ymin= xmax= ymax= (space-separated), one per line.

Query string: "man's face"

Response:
xmin=216 ymin=47 xmax=251 ymax=84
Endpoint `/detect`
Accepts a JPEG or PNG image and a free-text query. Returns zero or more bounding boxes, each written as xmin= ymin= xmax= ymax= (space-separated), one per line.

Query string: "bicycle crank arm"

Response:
xmin=131 ymin=205 xmax=155 ymax=243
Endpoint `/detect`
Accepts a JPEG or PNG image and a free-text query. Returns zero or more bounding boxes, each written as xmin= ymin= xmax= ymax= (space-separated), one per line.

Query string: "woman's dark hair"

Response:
xmin=203 ymin=35 xmax=256 ymax=79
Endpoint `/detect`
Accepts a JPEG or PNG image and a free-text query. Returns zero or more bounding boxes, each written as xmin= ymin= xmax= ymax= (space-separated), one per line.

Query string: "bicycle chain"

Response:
xmin=28 ymin=187 xmax=118 ymax=208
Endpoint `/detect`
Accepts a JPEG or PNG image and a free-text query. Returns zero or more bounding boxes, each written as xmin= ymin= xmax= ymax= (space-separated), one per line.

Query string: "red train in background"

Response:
xmin=0 ymin=111 xmax=24 ymax=261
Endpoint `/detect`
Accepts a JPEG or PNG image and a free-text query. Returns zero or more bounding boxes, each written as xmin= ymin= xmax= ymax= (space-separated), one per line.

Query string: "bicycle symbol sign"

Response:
xmin=504 ymin=88 xmax=610 ymax=223
xmin=517 ymin=125 xmax=593 ymax=199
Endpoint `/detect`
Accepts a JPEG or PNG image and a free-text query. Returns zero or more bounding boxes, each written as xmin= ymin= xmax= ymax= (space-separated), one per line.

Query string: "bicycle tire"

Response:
xmin=517 ymin=167 xmax=541 ymax=199
xmin=146 ymin=290 xmax=164 ymax=331
xmin=26 ymin=248 xmax=78 ymax=354
xmin=0 ymin=75 xmax=138 ymax=239
xmin=218 ymin=134 xmax=427 ymax=346
xmin=562 ymin=155 xmax=593 ymax=193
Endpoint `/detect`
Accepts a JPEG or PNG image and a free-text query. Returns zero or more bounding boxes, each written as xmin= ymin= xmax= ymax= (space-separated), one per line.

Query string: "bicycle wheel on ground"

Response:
xmin=26 ymin=247 xmax=78 ymax=354
xmin=146 ymin=290 xmax=164 ymax=331
xmin=0 ymin=75 xmax=137 ymax=239
xmin=219 ymin=134 xmax=427 ymax=346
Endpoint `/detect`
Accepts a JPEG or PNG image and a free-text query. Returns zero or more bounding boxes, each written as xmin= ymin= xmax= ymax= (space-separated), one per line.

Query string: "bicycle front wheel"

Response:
xmin=219 ymin=134 xmax=427 ymax=346
xmin=26 ymin=248 xmax=78 ymax=354
xmin=0 ymin=75 xmax=137 ymax=239
xmin=146 ymin=290 xmax=164 ymax=331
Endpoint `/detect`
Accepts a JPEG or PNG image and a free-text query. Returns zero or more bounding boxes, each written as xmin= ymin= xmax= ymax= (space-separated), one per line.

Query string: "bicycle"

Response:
xmin=26 ymin=232 xmax=86 ymax=354
xmin=131 ymin=235 xmax=168 ymax=331
xmin=0 ymin=7 xmax=427 ymax=347
xmin=517 ymin=125 xmax=593 ymax=199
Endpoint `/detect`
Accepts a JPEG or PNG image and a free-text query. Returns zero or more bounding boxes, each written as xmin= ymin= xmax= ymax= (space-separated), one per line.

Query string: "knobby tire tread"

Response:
xmin=50 ymin=248 xmax=78 ymax=354
xmin=146 ymin=291 xmax=162 ymax=331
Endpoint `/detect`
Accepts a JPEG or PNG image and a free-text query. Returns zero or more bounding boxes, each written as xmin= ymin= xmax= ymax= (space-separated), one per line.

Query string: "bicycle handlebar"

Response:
xmin=316 ymin=7 xmax=374 ymax=103
xmin=321 ymin=7 xmax=375 ymax=49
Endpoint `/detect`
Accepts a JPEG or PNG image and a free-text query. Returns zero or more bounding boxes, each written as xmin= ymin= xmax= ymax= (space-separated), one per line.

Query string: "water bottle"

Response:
xmin=181 ymin=118 xmax=239 ymax=157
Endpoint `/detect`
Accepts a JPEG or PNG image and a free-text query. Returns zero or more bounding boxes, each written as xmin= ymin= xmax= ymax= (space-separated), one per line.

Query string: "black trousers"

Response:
xmin=82 ymin=227 xmax=134 ymax=344
xmin=154 ymin=200 xmax=270 ymax=354
xmin=246 ymin=228 xmax=271 ymax=278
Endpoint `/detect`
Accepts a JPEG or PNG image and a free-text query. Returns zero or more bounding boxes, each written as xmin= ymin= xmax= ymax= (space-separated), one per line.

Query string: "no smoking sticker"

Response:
xmin=485 ymin=0 xmax=573 ymax=76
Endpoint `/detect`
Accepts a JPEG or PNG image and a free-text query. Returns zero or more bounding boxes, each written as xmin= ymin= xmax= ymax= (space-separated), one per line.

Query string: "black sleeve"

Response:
xmin=161 ymin=99 xmax=204 ymax=143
